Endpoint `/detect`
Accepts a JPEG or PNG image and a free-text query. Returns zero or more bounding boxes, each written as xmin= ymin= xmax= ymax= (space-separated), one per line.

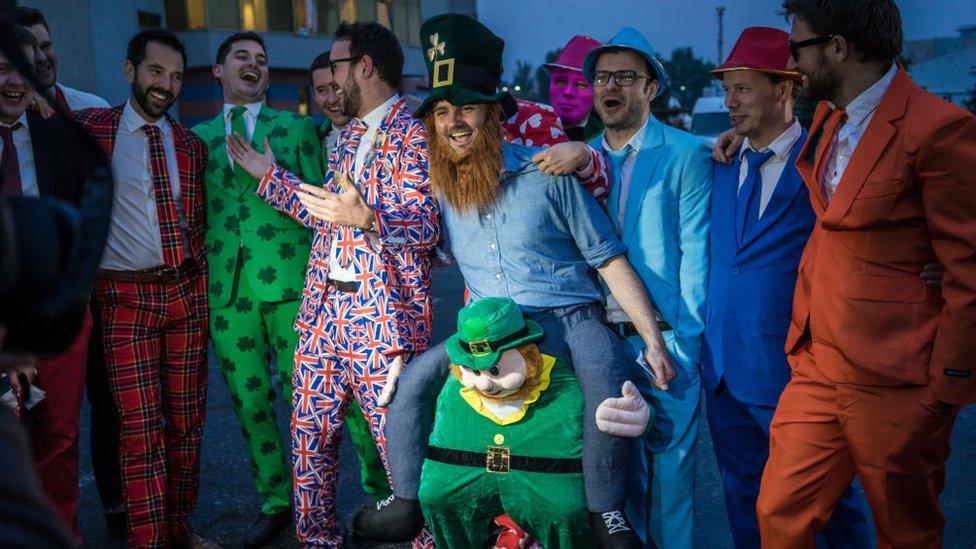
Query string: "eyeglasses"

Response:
xmin=788 ymin=35 xmax=835 ymax=60
xmin=328 ymin=55 xmax=362 ymax=72
xmin=592 ymin=70 xmax=652 ymax=87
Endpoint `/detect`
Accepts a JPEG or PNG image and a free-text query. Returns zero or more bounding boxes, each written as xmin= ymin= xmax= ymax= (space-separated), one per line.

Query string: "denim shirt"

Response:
xmin=440 ymin=142 xmax=626 ymax=311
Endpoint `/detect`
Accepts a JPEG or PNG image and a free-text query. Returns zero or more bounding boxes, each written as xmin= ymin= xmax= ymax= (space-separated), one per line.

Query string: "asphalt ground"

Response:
xmin=77 ymin=265 xmax=976 ymax=548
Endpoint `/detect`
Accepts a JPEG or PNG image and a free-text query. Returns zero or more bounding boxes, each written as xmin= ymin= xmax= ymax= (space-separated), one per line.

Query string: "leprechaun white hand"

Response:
xmin=595 ymin=380 xmax=650 ymax=437
xmin=377 ymin=355 xmax=405 ymax=407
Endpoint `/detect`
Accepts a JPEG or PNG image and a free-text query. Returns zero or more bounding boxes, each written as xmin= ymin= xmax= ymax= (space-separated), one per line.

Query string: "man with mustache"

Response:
xmin=229 ymin=21 xmax=438 ymax=547
xmin=584 ymin=27 xmax=711 ymax=548
xmin=191 ymin=32 xmax=325 ymax=548
xmin=703 ymin=27 xmax=869 ymax=549
xmin=73 ymin=29 xmax=216 ymax=548
xmin=16 ymin=7 xmax=108 ymax=111
xmin=353 ymin=14 xmax=672 ymax=549
xmin=754 ymin=1 xmax=976 ymax=547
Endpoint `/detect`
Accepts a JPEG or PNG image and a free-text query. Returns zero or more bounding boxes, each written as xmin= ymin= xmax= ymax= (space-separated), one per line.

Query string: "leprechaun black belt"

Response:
xmin=427 ymin=445 xmax=582 ymax=474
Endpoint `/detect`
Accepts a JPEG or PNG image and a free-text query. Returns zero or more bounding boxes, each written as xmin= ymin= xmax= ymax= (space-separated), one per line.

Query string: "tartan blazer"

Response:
xmin=258 ymin=97 xmax=438 ymax=356
xmin=74 ymin=104 xmax=209 ymax=266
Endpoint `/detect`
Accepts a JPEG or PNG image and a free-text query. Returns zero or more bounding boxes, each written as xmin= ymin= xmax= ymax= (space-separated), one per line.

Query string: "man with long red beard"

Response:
xmin=354 ymin=14 xmax=672 ymax=549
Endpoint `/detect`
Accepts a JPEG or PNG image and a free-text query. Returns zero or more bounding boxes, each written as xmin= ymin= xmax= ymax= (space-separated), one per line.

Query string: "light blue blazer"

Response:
xmin=592 ymin=115 xmax=712 ymax=369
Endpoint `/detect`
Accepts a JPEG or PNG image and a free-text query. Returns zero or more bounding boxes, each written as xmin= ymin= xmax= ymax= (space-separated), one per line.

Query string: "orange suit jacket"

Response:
xmin=786 ymin=67 xmax=976 ymax=405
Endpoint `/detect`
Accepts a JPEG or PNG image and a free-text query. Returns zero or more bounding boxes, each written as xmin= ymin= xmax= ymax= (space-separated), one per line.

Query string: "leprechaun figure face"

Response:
xmin=459 ymin=349 xmax=526 ymax=399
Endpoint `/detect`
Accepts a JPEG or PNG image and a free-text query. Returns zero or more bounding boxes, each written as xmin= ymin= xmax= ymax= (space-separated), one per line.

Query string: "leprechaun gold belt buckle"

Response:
xmin=486 ymin=445 xmax=510 ymax=473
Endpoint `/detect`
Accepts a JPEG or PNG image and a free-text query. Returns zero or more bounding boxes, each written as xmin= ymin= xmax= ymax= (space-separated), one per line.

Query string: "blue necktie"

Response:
xmin=736 ymin=149 xmax=775 ymax=242
xmin=606 ymin=144 xmax=633 ymax=235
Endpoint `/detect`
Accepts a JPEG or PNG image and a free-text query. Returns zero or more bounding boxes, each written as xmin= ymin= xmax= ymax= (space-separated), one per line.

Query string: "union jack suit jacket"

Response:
xmin=257 ymin=97 xmax=438 ymax=356
xmin=74 ymin=104 xmax=209 ymax=266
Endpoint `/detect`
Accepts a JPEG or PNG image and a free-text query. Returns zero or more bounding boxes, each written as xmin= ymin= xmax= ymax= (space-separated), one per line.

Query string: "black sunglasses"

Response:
xmin=788 ymin=35 xmax=835 ymax=60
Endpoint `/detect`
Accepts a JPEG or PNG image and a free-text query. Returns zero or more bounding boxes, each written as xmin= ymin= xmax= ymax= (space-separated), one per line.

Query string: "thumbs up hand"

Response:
xmin=595 ymin=380 xmax=652 ymax=437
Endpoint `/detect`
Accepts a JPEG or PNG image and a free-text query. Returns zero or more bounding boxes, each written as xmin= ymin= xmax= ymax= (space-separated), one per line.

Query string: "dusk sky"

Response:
xmin=478 ymin=0 xmax=975 ymax=78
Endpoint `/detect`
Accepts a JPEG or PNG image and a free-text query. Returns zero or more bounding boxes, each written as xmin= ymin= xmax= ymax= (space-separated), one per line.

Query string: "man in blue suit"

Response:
xmin=702 ymin=27 xmax=870 ymax=549
xmin=584 ymin=28 xmax=711 ymax=548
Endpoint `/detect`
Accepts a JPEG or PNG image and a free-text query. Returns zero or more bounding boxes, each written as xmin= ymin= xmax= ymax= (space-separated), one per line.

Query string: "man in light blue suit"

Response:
xmin=584 ymin=28 xmax=711 ymax=548
xmin=702 ymin=27 xmax=870 ymax=549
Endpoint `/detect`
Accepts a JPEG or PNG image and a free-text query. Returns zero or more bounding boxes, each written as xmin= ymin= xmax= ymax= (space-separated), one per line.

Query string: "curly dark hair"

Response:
xmin=333 ymin=21 xmax=403 ymax=87
xmin=781 ymin=0 xmax=902 ymax=64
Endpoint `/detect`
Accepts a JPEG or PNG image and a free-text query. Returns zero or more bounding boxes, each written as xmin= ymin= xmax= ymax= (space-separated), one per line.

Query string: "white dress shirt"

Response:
xmin=601 ymin=116 xmax=648 ymax=231
xmin=738 ymin=118 xmax=803 ymax=217
xmin=823 ymin=63 xmax=898 ymax=200
xmin=0 ymin=113 xmax=39 ymax=197
xmin=56 ymin=82 xmax=110 ymax=110
xmin=328 ymin=94 xmax=398 ymax=282
xmin=222 ymin=101 xmax=263 ymax=166
xmin=100 ymin=100 xmax=185 ymax=270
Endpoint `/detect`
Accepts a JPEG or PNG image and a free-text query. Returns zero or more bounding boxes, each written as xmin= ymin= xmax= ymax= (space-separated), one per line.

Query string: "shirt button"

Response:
xmin=489 ymin=242 xmax=496 ymax=250
xmin=495 ymin=273 xmax=502 ymax=280
xmin=485 ymin=214 xmax=492 ymax=220
xmin=732 ymin=267 xmax=740 ymax=275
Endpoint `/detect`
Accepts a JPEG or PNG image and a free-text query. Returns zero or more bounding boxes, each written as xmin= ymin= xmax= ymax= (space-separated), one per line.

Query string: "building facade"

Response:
xmin=21 ymin=0 xmax=476 ymax=125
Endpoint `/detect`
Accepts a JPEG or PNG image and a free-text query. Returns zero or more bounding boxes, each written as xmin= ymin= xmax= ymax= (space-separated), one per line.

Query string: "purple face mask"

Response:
xmin=548 ymin=67 xmax=593 ymax=128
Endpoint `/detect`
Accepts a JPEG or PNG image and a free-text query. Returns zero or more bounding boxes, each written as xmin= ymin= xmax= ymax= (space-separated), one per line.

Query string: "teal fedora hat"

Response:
xmin=582 ymin=26 xmax=669 ymax=98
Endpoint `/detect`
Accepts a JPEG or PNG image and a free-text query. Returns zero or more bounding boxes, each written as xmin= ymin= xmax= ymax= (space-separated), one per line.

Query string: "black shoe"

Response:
xmin=243 ymin=511 xmax=291 ymax=549
xmin=352 ymin=495 xmax=424 ymax=543
xmin=590 ymin=510 xmax=641 ymax=549
xmin=105 ymin=510 xmax=126 ymax=540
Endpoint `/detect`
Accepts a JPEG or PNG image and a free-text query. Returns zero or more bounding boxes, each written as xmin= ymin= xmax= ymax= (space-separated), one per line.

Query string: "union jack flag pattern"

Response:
xmin=504 ymin=98 xmax=610 ymax=200
xmin=257 ymin=97 xmax=437 ymax=547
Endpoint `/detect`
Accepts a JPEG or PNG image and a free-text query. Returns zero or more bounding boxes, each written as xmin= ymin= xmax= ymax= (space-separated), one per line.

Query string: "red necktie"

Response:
xmin=815 ymin=107 xmax=847 ymax=203
xmin=142 ymin=124 xmax=186 ymax=266
xmin=1 ymin=123 xmax=23 ymax=196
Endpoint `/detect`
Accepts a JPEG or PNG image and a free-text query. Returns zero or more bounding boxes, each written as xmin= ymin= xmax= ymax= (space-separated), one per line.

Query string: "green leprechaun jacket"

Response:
xmin=419 ymin=354 xmax=593 ymax=548
xmin=193 ymin=106 xmax=324 ymax=307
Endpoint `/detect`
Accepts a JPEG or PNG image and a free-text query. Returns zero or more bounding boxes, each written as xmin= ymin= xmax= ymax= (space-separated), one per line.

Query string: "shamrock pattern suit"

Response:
xmin=257 ymin=97 xmax=438 ymax=546
xmin=193 ymin=106 xmax=323 ymax=516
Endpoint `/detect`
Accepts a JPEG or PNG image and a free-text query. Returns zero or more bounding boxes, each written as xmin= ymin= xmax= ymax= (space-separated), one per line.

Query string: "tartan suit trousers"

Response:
xmin=92 ymin=261 xmax=209 ymax=548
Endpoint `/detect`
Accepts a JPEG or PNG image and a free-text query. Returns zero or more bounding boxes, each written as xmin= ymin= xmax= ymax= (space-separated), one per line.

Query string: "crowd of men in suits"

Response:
xmin=0 ymin=0 xmax=973 ymax=548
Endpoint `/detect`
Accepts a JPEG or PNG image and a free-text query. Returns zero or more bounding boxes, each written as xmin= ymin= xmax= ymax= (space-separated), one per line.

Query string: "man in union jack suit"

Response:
xmin=228 ymin=21 xmax=438 ymax=548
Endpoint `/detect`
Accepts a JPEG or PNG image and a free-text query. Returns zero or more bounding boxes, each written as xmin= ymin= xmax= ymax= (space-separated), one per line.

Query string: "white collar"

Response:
xmin=602 ymin=116 xmax=649 ymax=154
xmin=223 ymin=101 xmax=263 ymax=120
xmin=740 ymin=118 xmax=802 ymax=162
xmin=123 ymin=99 xmax=171 ymax=135
xmin=0 ymin=111 xmax=28 ymax=130
xmin=834 ymin=63 xmax=897 ymax=127
xmin=357 ymin=94 xmax=399 ymax=130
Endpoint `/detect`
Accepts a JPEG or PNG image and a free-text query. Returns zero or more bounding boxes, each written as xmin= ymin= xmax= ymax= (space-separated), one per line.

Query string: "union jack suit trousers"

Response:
xmin=257 ymin=97 xmax=438 ymax=547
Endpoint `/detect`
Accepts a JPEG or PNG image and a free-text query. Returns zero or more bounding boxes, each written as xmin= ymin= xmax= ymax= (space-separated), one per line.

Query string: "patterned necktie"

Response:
xmin=343 ymin=120 xmax=368 ymax=182
xmin=1 ymin=123 xmax=23 ymax=196
xmin=816 ymin=107 xmax=847 ymax=203
xmin=142 ymin=124 xmax=186 ymax=266
xmin=230 ymin=106 xmax=248 ymax=183
xmin=736 ymin=149 xmax=776 ymax=243
xmin=605 ymin=144 xmax=633 ymax=235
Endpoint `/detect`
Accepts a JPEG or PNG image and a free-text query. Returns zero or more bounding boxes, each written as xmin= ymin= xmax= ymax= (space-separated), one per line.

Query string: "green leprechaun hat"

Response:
xmin=413 ymin=13 xmax=518 ymax=119
xmin=446 ymin=297 xmax=544 ymax=371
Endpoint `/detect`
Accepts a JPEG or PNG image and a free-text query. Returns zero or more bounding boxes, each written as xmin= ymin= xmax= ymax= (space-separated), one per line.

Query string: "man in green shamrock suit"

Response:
xmin=193 ymin=32 xmax=387 ymax=547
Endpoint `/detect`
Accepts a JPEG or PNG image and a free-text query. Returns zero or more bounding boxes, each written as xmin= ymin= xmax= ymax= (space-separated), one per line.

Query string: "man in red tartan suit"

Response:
xmin=74 ymin=29 xmax=215 ymax=549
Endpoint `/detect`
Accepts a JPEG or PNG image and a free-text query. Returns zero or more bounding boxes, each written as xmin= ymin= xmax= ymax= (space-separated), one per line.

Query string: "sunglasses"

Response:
xmin=788 ymin=35 xmax=835 ymax=60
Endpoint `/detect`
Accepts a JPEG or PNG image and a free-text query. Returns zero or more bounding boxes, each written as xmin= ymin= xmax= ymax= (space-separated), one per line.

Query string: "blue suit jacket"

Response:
xmin=701 ymin=128 xmax=815 ymax=407
xmin=592 ymin=116 xmax=712 ymax=369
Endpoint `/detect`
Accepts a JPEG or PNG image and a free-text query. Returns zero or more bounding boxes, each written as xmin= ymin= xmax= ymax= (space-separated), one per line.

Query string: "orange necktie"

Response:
xmin=814 ymin=107 xmax=847 ymax=203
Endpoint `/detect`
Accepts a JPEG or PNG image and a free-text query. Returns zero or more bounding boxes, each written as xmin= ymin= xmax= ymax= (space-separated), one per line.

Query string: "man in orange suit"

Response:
xmin=756 ymin=1 xmax=976 ymax=548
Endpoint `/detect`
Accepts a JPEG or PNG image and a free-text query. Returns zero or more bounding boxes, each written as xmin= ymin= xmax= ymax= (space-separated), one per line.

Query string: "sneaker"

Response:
xmin=352 ymin=495 xmax=425 ymax=542
xmin=589 ymin=510 xmax=641 ymax=548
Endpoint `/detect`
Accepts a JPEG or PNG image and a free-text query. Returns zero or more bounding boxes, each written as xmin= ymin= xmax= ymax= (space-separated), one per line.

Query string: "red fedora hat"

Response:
xmin=544 ymin=34 xmax=601 ymax=72
xmin=711 ymin=26 xmax=801 ymax=81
